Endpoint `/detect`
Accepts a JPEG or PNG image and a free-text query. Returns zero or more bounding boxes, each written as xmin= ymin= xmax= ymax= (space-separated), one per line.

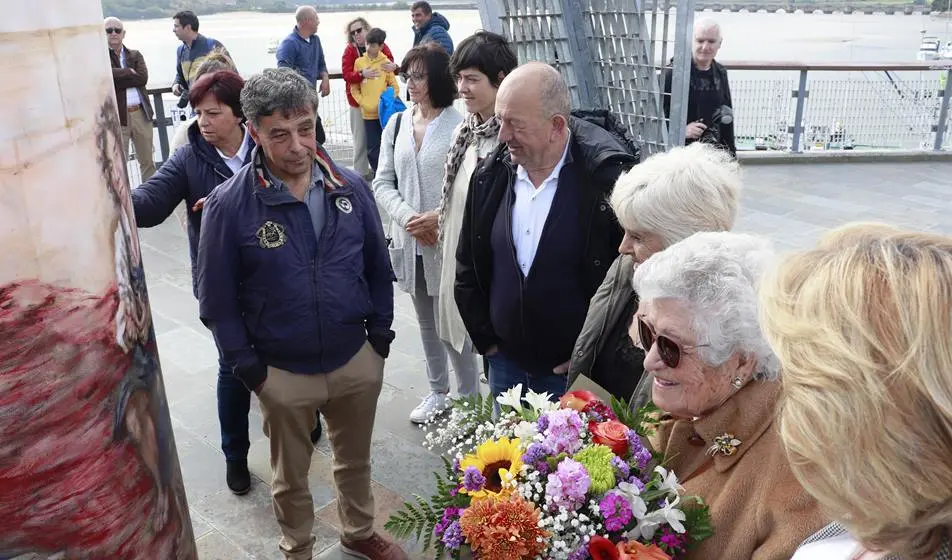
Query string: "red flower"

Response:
xmin=589 ymin=535 xmax=621 ymax=560
xmin=591 ymin=420 xmax=631 ymax=456
xmin=560 ymin=390 xmax=600 ymax=412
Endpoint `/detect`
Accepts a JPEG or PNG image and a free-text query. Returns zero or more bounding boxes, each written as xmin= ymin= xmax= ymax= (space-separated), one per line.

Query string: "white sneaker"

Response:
xmin=409 ymin=392 xmax=449 ymax=424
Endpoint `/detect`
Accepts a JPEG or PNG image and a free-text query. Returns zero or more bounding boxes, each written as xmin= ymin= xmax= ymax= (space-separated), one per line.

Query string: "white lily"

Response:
xmin=628 ymin=495 xmax=687 ymax=539
xmin=615 ymin=481 xmax=648 ymax=520
xmin=655 ymin=465 xmax=685 ymax=497
xmin=523 ymin=390 xmax=559 ymax=414
xmin=496 ymin=383 xmax=524 ymax=412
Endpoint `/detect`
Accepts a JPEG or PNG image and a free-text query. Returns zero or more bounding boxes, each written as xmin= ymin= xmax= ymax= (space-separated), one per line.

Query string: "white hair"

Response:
xmin=632 ymin=231 xmax=780 ymax=380
xmin=609 ymin=143 xmax=741 ymax=247
xmin=694 ymin=17 xmax=722 ymax=42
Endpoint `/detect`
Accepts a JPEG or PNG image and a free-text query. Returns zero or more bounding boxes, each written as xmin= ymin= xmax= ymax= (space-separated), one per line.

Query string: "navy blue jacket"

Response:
xmin=131 ymin=121 xmax=254 ymax=295
xmin=276 ymin=27 xmax=328 ymax=86
xmin=196 ymin=146 xmax=394 ymax=391
xmin=412 ymin=12 xmax=454 ymax=55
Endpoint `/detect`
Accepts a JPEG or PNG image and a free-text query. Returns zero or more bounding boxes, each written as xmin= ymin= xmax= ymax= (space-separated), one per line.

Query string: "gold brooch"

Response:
xmin=707 ymin=433 xmax=742 ymax=457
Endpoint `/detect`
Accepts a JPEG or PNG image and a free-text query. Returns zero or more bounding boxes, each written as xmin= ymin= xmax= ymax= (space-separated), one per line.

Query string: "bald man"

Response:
xmin=277 ymin=6 xmax=331 ymax=97
xmin=105 ymin=17 xmax=156 ymax=181
xmin=455 ymin=62 xmax=638 ymax=403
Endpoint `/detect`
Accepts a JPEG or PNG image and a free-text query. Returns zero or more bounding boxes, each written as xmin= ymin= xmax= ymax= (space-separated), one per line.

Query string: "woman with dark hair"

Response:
xmin=131 ymin=69 xmax=305 ymax=498
xmin=342 ymin=16 xmax=396 ymax=180
xmin=372 ymin=43 xmax=472 ymax=424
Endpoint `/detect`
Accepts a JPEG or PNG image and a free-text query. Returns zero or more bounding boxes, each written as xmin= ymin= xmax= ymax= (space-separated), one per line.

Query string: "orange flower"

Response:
xmin=560 ymin=390 xmax=600 ymax=412
xmin=617 ymin=540 xmax=672 ymax=560
xmin=591 ymin=420 xmax=631 ymax=456
xmin=459 ymin=497 xmax=549 ymax=560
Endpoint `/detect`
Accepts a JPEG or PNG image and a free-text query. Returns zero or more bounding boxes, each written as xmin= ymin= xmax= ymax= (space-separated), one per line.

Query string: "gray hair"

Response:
xmin=610 ymin=143 xmax=740 ymax=247
xmin=539 ymin=66 xmax=571 ymax=119
xmin=241 ymin=67 xmax=318 ymax=127
xmin=632 ymin=231 xmax=780 ymax=380
xmin=694 ymin=18 xmax=723 ymax=42
xmin=296 ymin=5 xmax=317 ymax=23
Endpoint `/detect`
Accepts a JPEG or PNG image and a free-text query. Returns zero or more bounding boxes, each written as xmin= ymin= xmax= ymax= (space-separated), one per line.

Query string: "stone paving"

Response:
xmin=136 ymin=160 xmax=952 ymax=560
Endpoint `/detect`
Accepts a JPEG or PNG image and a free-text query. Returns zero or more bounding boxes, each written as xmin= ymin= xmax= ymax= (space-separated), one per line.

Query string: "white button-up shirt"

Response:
xmin=511 ymin=134 xmax=571 ymax=276
xmin=119 ymin=49 xmax=142 ymax=108
xmin=215 ymin=126 xmax=252 ymax=175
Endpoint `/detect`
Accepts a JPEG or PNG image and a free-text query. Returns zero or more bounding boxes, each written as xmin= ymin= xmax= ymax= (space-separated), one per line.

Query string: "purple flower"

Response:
xmin=599 ymin=491 xmax=633 ymax=532
xmin=626 ymin=475 xmax=646 ymax=493
xmin=522 ymin=442 xmax=550 ymax=465
xmin=545 ymin=458 xmax=591 ymax=510
xmin=611 ymin=456 xmax=630 ymax=480
xmin=660 ymin=526 xmax=688 ymax=551
xmin=452 ymin=456 xmax=462 ymax=474
xmin=567 ymin=544 xmax=592 ymax=560
xmin=537 ymin=414 xmax=550 ymax=432
xmin=627 ymin=431 xmax=653 ymax=471
xmin=542 ymin=409 xmax=585 ymax=455
xmin=441 ymin=520 xmax=464 ymax=549
xmin=462 ymin=466 xmax=486 ymax=492
xmin=434 ymin=506 xmax=463 ymax=536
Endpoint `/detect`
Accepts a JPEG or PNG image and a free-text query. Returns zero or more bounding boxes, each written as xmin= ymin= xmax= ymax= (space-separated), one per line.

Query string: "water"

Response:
xmin=117 ymin=9 xmax=952 ymax=86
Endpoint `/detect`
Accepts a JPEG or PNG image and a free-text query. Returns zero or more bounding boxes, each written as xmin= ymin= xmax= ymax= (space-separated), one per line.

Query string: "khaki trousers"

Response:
xmin=258 ymin=342 xmax=384 ymax=560
xmin=121 ymin=106 xmax=156 ymax=181
xmin=349 ymin=105 xmax=372 ymax=178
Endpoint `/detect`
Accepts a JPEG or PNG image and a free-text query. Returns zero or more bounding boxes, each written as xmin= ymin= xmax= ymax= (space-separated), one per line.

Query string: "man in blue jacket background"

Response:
xmin=197 ymin=68 xmax=405 ymax=560
xmin=410 ymin=1 xmax=454 ymax=55
xmin=277 ymin=6 xmax=331 ymax=98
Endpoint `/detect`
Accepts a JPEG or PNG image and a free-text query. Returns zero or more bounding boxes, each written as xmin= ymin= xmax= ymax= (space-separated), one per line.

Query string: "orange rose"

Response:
xmin=591 ymin=420 xmax=631 ymax=456
xmin=560 ymin=390 xmax=600 ymax=412
xmin=617 ymin=541 xmax=672 ymax=560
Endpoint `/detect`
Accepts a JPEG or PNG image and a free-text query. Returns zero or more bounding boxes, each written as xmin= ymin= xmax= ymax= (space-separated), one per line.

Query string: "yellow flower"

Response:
xmin=459 ymin=437 xmax=523 ymax=500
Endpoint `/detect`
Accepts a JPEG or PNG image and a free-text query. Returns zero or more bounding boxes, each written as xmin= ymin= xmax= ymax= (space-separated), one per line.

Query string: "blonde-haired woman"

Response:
xmin=567 ymin=142 xmax=740 ymax=403
xmin=761 ymin=223 xmax=952 ymax=560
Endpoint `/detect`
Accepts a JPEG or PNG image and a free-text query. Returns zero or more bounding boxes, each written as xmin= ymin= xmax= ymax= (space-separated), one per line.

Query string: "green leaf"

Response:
xmin=680 ymin=495 xmax=715 ymax=545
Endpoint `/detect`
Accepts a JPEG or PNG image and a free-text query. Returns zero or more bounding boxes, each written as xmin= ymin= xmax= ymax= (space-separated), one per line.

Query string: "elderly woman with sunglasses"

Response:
xmin=566 ymin=143 xmax=740 ymax=403
xmin=632 ymin=231 xmax=827 ymax=560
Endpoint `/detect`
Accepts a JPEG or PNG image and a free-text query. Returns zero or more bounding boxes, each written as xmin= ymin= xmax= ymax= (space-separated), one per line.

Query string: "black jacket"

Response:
xmin=455 ymin=117 xmax=638 ymax=360
xmin=663 ymin=60 xmax=736 ymax=156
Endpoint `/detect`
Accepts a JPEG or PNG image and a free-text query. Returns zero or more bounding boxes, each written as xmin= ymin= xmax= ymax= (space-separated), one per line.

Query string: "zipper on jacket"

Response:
xmin=503 ymin=165 xmax=528 ymax=343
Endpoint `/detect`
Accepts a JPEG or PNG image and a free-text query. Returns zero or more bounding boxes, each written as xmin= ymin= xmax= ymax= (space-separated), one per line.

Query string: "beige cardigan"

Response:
xmin=649 ymin=380 xmax=828 ymax=560
xmin=437 ymin=126 xmax=498 ymax=352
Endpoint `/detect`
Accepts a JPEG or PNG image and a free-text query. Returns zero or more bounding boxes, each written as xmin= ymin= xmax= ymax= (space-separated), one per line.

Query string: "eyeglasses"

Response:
xmin=349 ymin=28 xmax=364 ymax=36
xmin=405 ymin=72 xmax=427 ymax=83
xmin=636 ymin=316 xmax=708 ymax=369
xmin=106 ymin=27 xmax=123 ymax=34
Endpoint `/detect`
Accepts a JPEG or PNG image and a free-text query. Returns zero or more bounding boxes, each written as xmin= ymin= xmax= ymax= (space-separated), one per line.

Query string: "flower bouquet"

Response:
xmin=385 ymin=386 xmax=712 ymax=559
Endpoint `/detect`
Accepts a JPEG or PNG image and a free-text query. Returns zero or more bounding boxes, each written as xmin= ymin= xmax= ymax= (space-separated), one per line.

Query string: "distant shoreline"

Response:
xmin=107 ymin=2 xmax=948 ymax=21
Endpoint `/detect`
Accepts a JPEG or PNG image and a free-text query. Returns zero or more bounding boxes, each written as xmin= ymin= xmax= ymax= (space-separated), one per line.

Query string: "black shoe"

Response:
xmin=226 ymin=460 xmax=251 ymax=495
xmin=310 ymin=411 xmax=323 ymax=445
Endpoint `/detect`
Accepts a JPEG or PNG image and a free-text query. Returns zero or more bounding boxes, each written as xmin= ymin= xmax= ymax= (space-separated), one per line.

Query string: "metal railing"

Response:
xmin=722 ymin=61 xmax=952 ymax=153
xmin=129 ymin=61 xmax=952 ymax=184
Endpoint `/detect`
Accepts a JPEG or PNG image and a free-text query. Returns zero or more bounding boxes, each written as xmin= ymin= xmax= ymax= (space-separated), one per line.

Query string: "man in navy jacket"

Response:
xmin=277 ymin=6 xmax=330 ymax=97
xmin=197 ymin=68 xmax=405 ymax=560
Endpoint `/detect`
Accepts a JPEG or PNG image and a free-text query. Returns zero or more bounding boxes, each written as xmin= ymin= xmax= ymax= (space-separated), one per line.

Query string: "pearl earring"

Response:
xmin=731 ymin=376 xmax=743 ymax=389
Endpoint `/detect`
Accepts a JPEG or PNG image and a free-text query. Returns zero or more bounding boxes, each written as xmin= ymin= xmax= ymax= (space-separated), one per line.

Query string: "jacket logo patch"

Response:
xmin=335 ymin=197 xmax=353 ymax=214
xmin=256 ymin=221 xmax=287 ymax=249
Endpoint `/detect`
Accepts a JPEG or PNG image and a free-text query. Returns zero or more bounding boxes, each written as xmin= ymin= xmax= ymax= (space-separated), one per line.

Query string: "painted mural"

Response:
xmin=0 ymin=3 xmax=196 ymax=558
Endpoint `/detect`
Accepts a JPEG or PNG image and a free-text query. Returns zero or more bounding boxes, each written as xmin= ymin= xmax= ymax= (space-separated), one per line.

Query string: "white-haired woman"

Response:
xmin=762 ymin=223 xmax=952 ymax=560
xmin=566 ymin=143 xmax=740 ymax=403
xmin=633 ymin=231 xmax=826 ymax=560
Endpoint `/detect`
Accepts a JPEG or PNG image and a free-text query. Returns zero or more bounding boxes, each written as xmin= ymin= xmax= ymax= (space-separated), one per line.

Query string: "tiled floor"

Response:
xmin=135 ymin=160 xmax=951 ymax=560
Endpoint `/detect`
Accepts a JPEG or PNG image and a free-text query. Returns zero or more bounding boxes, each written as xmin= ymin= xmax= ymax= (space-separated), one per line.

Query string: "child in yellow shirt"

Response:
xmin=351 ymin=28 xmax=399 ymax=173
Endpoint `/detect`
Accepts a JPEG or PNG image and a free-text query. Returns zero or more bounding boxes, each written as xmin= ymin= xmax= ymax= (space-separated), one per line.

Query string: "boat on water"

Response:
xmin=267 ymin=38 xmax=279 ymax=54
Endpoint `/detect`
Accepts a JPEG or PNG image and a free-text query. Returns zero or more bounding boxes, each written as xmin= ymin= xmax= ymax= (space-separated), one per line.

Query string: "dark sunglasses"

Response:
xmin=106 ymin=27 xmax=123 ymax=34
xmin=636 ymin=316 xmax=707 ymax=369
xmin=349 ymin=28 xmax=364 ymax=35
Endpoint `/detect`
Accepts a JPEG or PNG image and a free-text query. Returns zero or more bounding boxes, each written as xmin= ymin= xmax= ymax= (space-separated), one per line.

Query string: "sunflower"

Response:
xmin=459 ymin=437 xmax=523 ymax=500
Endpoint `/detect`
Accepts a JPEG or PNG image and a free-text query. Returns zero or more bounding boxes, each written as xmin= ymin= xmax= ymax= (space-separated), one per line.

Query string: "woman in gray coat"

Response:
xmin=373 ymin=44 xmax=474 ymax=424
xmin=566 ymin=143 xmax=741 ymax=405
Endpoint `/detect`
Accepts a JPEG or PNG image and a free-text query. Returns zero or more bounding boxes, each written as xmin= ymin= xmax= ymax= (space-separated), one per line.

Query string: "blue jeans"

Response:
xmin=218 ymin=357 xmax=251 ymax=463
xmin=487 ymin=353 xmax=567 ymax=414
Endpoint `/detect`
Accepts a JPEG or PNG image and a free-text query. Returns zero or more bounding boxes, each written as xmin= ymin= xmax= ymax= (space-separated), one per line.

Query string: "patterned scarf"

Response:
xmin=437 ymin=112 xmax=501 ymax=245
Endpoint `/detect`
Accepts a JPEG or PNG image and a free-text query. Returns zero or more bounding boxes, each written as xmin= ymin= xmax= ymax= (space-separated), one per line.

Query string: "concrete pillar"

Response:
xmin=0 ymin=2 xmax=196 ymax=558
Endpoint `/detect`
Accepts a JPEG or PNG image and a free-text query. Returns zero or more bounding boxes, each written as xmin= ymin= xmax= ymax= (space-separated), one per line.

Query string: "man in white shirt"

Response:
xmin=455 ymin=62 xmax=638 ymax=401
xmin=106 ymin=17 xmax=156 ymax=181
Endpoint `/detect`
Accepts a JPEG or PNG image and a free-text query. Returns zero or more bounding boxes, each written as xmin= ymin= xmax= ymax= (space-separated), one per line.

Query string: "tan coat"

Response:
xmin=649 ymin=380 xmax=828 ymax=560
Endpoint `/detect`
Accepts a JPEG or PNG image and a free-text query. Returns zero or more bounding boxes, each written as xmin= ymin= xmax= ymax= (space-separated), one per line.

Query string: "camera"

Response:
xmin=699 ymin=104 xmax=733 ymax=145
xmin=176 ymin=90 xmax=190 ymax=109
